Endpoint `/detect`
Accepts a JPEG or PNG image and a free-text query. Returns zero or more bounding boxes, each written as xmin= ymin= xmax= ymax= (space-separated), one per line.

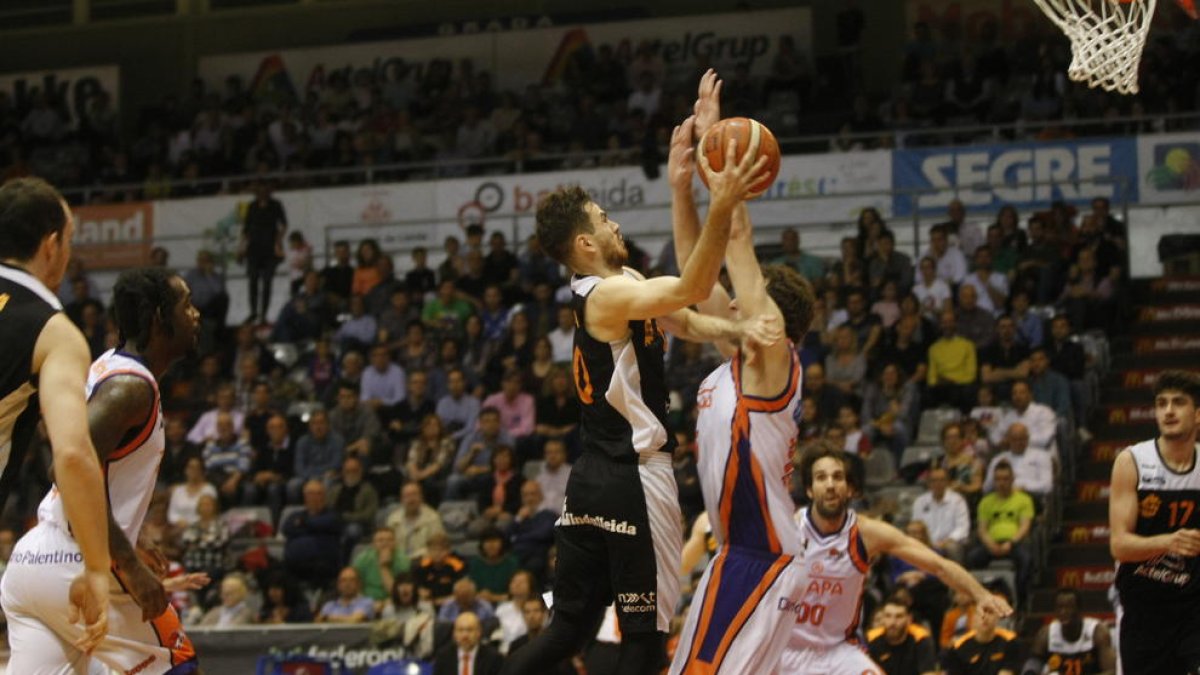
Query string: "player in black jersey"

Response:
xmin=1110 ymin=370 xmax=1200 ymax=674
xmin=500 ymin=124 xmax=775 ymax=675
xmin=0 ymin=177 xmax=112 ymax=652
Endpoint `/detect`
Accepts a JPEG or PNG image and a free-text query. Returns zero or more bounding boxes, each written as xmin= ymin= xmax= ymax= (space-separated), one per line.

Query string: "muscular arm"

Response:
xmin=1108 ymin=449 xmax=1200 ymax=561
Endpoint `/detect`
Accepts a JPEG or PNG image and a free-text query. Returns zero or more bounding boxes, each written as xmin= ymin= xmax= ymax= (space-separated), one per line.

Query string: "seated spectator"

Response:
xmin=243 ymin=381 xmax=278 ymax=452
xmin=483 ymin=372 xmax=536 ymax=443
xmin=378 ymin=288 xmax=420 ymax=350
xmin=913 ymin=257 xmax=952 ymax=322
xmin=955 ymin=285 xmax=995 ymax=348
xmin=168 ymin=456 xmax=218 ymax=528
xmin=966 ymin=462 xmax=1033 ymax=606
xmin=335 ymin=295 xmax=377 ymax=352
xmin=533 ymin=367 xmax=579 ymax=461
xmin=961 ymin=247 xmax=1010 ymax=316
xmin=494 ymin=570 xmax=537 ymax=655
xmin=798 ymin=398 xmax=827 ymax=450
xmin=317 ymin=567 xmax=376 ymax=624
xmin=877 ymin=314 xmax=928 ymax=387
xmin=353 ymin=527 xmax=412 ymax=609
xmin=870 ymin=280 xmax=902 ymax=329
xmin=183 ymin=249 xmax=229 ymax=333
xmin=353 ymin=239 xmax=385 ymax=298
xmin=200 ymin=574 xmax=255 ymax=627
xmin=535 ymin=439 xmax=571 ymax=515
xmin=978 ymin=315 xmax=1030 ymax=402
xmin=366 ymin=255 xmax=403 ymax=317
xmin=937 ymin=423 xmax=984 ymax=499
xmin=1027 ymin=348 xmax=1072 ymax=424
xmin=941 ymin=602 xmax=1020 ymax=675
xmin=471 ymin=446 xmax=521 ymax=536
xmin=546 ymin=306 xmax=576 ymax=364
xmin=405 ymin=414 xmax=455 ymax=502
xmin=925 ymin=224 xmax=967 ymax=286
xmin=804 ymin=362 xmax=848 ymax=424
xmin=508 ymin=480 xmax=557 ymax=580
xmin=438 ymin=577 xmax=496 ymax=623
xmin=771 ymin=227 xmax=825 ymax=281
xmin=927 ymin=310 xmax=978 ymax=412
xmin=245 ymin=413 xmax=293 ymax=521
xmin=968 ymin=386 xmax=1006 ymax=447
xmin=1009 ymin=290 xmax=1043 ymax=349
xmin=160 ymin=416 xmax=201 ymax=489
xmin=1059 ymin=247 xmax=1119 ymax=332
xmin=1046 ymin=314 xmax=1090 ymax=426
xmin=388 ymin=481 xmax=447 ymax=559
xmin=202 ymin=412 xmax=253 ymax=505
xmin=187 ymin=384 xmax=244 ymax=445
xmin=467 ymin=529 xmax=520 ymax=604
xmin=437 ymin=368 xmax=482 ymax=443
xmin=406 ymin=246 xmax=438 ymax=298
xmin=422 ymin=279 xmax=474 ymax=336
xmin=826 ymin=325 xmax=867 ymax=399
xmin=361 ymin=345 xmax=407 ymax=416
xmin=861 ymin=363 xmax=918 ymax=461
xmin=447 ymin=408 xmax=514 ymax=500
xmin=960 ymin=418 xmax=993 ymax=458
xmin=480 ymin=284 xmax=512 ymax=342
xmin=990 ymin=380 xmax=1058 ymax=453
xmin=307 ymin=338 xmax=339 ymax=398
xmin=912 ymin=467 xmax=971 ymax=562
xmin=330 ymin=380 xmax=383 ymax=464
xmin=389 ymin=370 xmax=436 ymax=446
xmin=844 ymin=287 xmax=883 ymax=357
xmin=433 ymin=612 xmax=503 ymax=675
xmin=289 ymin=410 xmax=345 ymax=502
xmin=413 ymin=533 xmax=467 ymax=605
xmin=836 ymin=405 xmax=872 ymax=456
xmin=283 ymin=480 xmax=344 ymax=591
xmin=866 ymin=596 xmax=937 ymax=675
xmin=179 ymin=494 xmax=231 ymax=585
xmin=285 ymin=230 xmax=314 ymax=295
xmin=330 ymin=455 xmax=380 ymax=549
xmin=399 ymin=316 xmax=438 ymax=375
xmin=271 ymin=270 xmax=331 ymax=343
xmin=372 ymin=574 xmax=436 ymax=658
xmin=983 ymin=423 xmax=1055 ymax=499
xmin=868 ymin=231 xmax=914 ymax=297
xmin=259 ymin=574 xmax=314 ymax=624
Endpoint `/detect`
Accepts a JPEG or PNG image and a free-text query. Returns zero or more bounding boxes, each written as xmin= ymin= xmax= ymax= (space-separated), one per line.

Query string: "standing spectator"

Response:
xmin=433 ymin=612 xmax=503 ymax=675
xmin=405 ymin=415 xmax=456 ymax=502
xmin=966 ymin=462 xmax=1034 ymax=605
xmin=289 ymin=410 xmax=345 ymax=501
xmin=412 ymin=533 xmax=467 ymax=605
xmin=322 ymin=240 xmax=355 ymax=303
xmin=245 ymin=413 xmax=293 ymax=521
xmin=941 ymin=603 xmax=1020 ymax=675
xmin=535 ymin=440 xmax=571 ymax=515
xmin=241 ymin=182 xmax=287 ymax=321
xmin=866 ymin=596 xmax=938 ymax=675
xmin=330 ymin=380 xmax=383 ymax=463
xmin=285 ymin=231 xmax=313 ymax=295
xmin=927 ymin=310 xmax=978 ymax=412
xmin=467 ymin=530 xmax=521 ymax=604
xmin=437 ymin=368 xmax=481 ymax=442
xmin=911 ymin=467 xmax=971 ymax=562
xmin=507 ymin=480 xmax=557 ymax=580
xmin=913 ymin=257 xmax=952 ymax=322
xmin=317 ymin=567 xmax=376 ymax=623
xmin=330 ymin=455 xmax=380 ymax=548
xmin=983 ymin=423 xmax=1055 ymax=499
xmin=447 ymin=408 xmax=514 ymax=500
xmin=771 ymin=227 xmax=825 ymax=282
xmin=202 ymin=412 xmax=253 ymax=505
xmin=353 ymin=527 xmax=412 ymax=606
xmin=184 ymin=250 xmax=229 ymax=332
xmin=169 ymin=456 xmax=219 ymax=528
xmin=387 ymin=482 xmax=447 ymax=559
xmin=200 ymin=575 xmax=254 ymax=627
xmin=955 ymin=285 xmax=996 ymax=348
xmin=180 ymin=494 xmax=232 ymax=587
xmin=283 ymin=480 xmax=345 ymax=591
xmin=187 ymin=384 xmax=245 ymax=445
xmin=978 ymin=315 xmax=1030 ymax=402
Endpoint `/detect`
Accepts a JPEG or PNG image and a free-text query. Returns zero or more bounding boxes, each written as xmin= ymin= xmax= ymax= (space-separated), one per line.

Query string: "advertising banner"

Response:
xmin=189 ymin=625 xmax=410 ymax=673
xmin=71 ymin=201 xmax=153 ymax=270
xmin=1136 ymin=131 xmax=1200 ymax=205
xmin=198 ymin=9 xmax=810 ymax=98
xmin=0 ymin=65 xmax=119 ymax=126
xmin=892 ymin=138 xmax=1138 ymax=216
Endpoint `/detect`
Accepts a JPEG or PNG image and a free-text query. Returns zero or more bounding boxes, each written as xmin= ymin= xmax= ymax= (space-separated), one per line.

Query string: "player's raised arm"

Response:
xmin=859 ymin=515 xmax=1012 ymax=618
xmin=35 ymin=315 xmax=111 ymax=651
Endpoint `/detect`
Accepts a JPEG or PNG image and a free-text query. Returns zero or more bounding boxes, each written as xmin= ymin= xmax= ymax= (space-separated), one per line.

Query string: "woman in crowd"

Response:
xmin=179 ymin=493 xmax=232 ymax=590
xmin=404 ymin=414 xmax=456 ymax=503
xmin=825 ymin=325 xmax=867 ymax=398
xmin=938 ymin=422 xmax=985 ymax=499
xmin=259 ymin=573 xmax=313 ymax=624
xmin=352 ymin=238 xmax=384 ymax=297
xmin=372 ymin=573 xmax=435 ymax=658
xmin=168 ymin=456 xmax=219 ymax=529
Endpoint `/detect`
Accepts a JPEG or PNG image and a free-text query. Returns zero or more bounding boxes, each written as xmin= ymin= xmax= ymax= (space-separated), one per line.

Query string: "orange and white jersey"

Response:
xmin=693 ymin=349 xmax=802 ymax=556
xmin=39 ymin=349 xmax=163 ymax=544
xmin=787 ymin=507 xmax=871 ymax=650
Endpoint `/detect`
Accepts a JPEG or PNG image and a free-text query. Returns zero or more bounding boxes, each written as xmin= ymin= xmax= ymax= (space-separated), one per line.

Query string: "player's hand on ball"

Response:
xmin=667 ymin=116 xmax=697 ymax=193
xmin=69 ymin=569 xmax=111 ymax=654
xmin=1168 ymin=528 xmax=1200 ymax=557
xmin=693 ymin=68 xmax=723 ymax=140
xmin=698 ymin=133 xmax=770 ymax=209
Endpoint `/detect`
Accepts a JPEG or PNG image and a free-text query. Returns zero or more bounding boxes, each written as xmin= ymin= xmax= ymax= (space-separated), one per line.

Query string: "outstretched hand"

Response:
xmin=693 ymin=69 xmax=723 ymax=140
xmin=698 ymin=132 xmax=771 ymax=209
xmin=976 ymin=592 xmax=1014 ymax=619
xmin=668 ymin=116 xmax=697 ymax=193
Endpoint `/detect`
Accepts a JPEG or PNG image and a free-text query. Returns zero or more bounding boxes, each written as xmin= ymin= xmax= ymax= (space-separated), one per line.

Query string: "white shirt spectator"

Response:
xmin=924 ymin=246 xmax=968 ymax=285
xmin=961 ymin=271 xmax=1010 ymax=316
xmin=984 ymin=448 xmax=1056 ymax=496
xmin=990 ymin=402 xmax=1058 ymax=452
xmin=547 ymin=326 xmax=574 ymax=364
xmin=361 ymin=363 xmax=407 ymax=407
xmin=168 ymin=482 xmax=218 ymax=527
xmin=911 ymin=489 xmax=971 ymax=546
xmin=952 ymin=222 xmax=986 ymax=262
xmin=913 ymin=277 xmax=952 ymax=320
xmin=537 ymin=461 xmax=572 ymax=515
xmin=494 ymin=600 xmax=527 ymax=654
xmin=187 ymin=409 xmax=245 ymax=445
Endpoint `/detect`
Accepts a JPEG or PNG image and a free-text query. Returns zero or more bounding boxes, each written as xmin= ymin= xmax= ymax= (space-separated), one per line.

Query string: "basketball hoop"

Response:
xmin=1030 ymin=0 xmax=1156 ymax=95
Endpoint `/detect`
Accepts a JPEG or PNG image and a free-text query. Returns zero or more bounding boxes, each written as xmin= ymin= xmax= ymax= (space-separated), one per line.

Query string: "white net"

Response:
xmin=1030 ymin=0 xmax=1158 ymax=94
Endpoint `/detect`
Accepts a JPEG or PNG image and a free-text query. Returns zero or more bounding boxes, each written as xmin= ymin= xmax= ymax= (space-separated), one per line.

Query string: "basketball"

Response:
xmin=697 ymin=117 xmax=781 ymax=198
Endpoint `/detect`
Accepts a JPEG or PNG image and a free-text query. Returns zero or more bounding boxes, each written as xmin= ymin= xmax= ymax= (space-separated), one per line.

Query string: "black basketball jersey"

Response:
xmin=0 ymin=262 xmax=62 ymax=505
xmin=570 ymin=273 xmax=675 ymax=462
xmin=1115 ymin=438 xmax=1200 ymax=606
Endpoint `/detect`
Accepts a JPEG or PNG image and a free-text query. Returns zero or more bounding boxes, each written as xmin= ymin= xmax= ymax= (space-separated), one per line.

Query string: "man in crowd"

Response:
xmin=289 ymin=410 xmax=345 ymax=501
xmin=330 ymin=380 xmax=383 ymax=463
xmin=436 ymin=368 xmax=481 ymax=443
xmin=437 ymin=577 xmax=496 ymax=624
xmin=447 ymin=408 xmax=513 ymax=500
xmin=771 ymin=227 xmax=825 ymax=282
xmin=316 ymin=567 xmax=375 ymax=624
xmin=352 ymin=527 xmax=411 ymax=607
xmin=978 ymin=315 xmax=1029 ymax=402
xmin=966 ymin=462 xmax=1034 ymax=606
xmin=955 ymin=285 xmax=995 ymax=348
xmin=991 ymin=380 xmax=1058 ymax=454
xmin=413 ymin=533 xmax=467 ymax=606
xmin=433 ymin=612 xmax=503 ymax=675
xmin=329 ymin=455 xmax=380 ymax=548
xmin=283 ymin=480 xmax=344 ymax=590
xmin=927 ymin=309 xmax=977 ymax=412
xmin=983 ymin=423 xmax=1055 ymax=500
xmin=942 ymin=602 xmax=1020 ymax=675
xmin=509 ymin=480 xmax=557 ymax=580
xmin=911 ymin=467 xmax=971 ymax=562
xmin=867 ymin=596 xmax=938 ymax=675
xmin=536 ymin=439 xmax=571 ymax=515
xmin=387 ymin=481 xmax=447 ymax=559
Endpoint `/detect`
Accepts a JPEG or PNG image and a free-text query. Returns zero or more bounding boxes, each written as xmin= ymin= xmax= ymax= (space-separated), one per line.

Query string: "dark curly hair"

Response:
xmin=111 ymin=267 xmax=180 ymax=351
xmin=1155 ymin=370 xmax=1200 ymax=406
xmin=535 ymin=186 xmax=593 ymax=265
xmin=0 ymin=177 xmax=68 ymax=261
xmin=762 ymin=264 xmax=815 ymax=343
xmin=797 ymin=445 xmax=862 ymax=495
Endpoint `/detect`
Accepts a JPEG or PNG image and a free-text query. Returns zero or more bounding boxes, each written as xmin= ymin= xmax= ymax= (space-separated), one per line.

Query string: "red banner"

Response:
xmin=1134 ymin=336 xmax=1200 ymax=353
xmin=70 ymin=202 xmax=155 ymax=270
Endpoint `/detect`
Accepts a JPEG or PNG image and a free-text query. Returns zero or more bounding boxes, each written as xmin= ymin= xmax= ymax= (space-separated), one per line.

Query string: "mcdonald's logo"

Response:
xmin=1092 ymin=444 xmax=1120 ymax=462
xmin=1079 ymin=482 xmax=1104 ymax=501
xmin=1060 ymin=570 xmax=1082 ymax=587
xmin=1070 ymin=527 xmax=1089 ymax=543
xmin=1108 ymin=408 xmax=1128 ymax=424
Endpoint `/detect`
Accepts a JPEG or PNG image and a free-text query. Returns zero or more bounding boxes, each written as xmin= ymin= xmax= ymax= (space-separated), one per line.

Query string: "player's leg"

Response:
xmin=1117 ymin=605 xmax=1181 ymax=675
xmin=4 ymin=609 xmax=90 ymax=675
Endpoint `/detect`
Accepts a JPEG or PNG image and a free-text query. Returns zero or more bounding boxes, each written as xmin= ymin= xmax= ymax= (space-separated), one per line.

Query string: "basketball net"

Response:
xmin=1030 ymin=0 xmax=1156 ymax=94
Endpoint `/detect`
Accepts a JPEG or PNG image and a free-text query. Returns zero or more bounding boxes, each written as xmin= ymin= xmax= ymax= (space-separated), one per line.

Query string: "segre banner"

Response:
xmin=1136 ymin=131 xmax=1200 ymax=205
xmin=198 ymin=9 xmax=810 ymax=99
xmin=70 ymin=201 xmax=153 ymax=270
xmin=891 ymin=137 xmax=1138 ymax=216
xmin=0 ymin=65 xmax=119 ymax=127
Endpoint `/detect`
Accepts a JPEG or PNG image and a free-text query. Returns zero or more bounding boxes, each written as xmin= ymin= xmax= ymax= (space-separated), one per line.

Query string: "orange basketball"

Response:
xmin=696 ymin=117 xmax=781 ymax=198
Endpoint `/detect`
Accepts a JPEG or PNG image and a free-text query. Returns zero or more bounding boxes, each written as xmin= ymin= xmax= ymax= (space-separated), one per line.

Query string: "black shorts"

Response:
xmin=1119 ymin=599 xmax=1200 ymax=674
xmin=552 ymin=451 xmax=681 ymax=634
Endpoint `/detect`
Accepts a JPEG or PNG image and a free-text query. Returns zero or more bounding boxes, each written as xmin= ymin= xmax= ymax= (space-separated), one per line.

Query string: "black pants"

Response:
xmin=246 ymin=259 xmax=277 ymax=320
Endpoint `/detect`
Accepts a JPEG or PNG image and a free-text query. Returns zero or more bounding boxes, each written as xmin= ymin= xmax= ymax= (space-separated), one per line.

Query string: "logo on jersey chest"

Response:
xmin=1140 ymin=493 xmax=1162 ymax=518
xmin=803 ymin=577 xmax=844 ymax=596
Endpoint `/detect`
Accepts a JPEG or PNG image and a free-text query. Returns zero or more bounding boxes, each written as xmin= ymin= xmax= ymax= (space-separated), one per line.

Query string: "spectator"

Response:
xmin=1009 ymin=290 xmax=1043 ymax=349
xmin=983 ymin=423 xmax=1055 ymax=498
xmin=955 ymin=285 xmax=995 ymax=348
xmin=322 ymin=240 xmax=355 ymax=303
xmin=941 ymin=602 xmax=1020 ymax=675
xmin=533 ymin=367 xmax=579 ymax=458
xmin=966 ymin=462 xmax=1033 ymax=605
xmin=535 ymin=439 xmax=571 ymax=515
xmin=825 ymin=325 xmax=868 ymax=398
xmin=329 ymin=380 xmax=383 ymax=463
xmin=179 ymin=493 xmax=231 ymax=583
xmin=373 ymin=574 xmax=436 ymax=658
xmin=283 ymin=480 xmax=344 ymax=590
xmin=160 ymin=417 xmax=201 ymax=488
xmin=200 ymin=575 xmax=255 ymax=627
xmin=187 ymin=384 xmax=245 ymax=445
xmin=289 ymin=410 xmax=345 ymax=501
xmin=871 ymin=280 xmax=903 ymax=329
xmin=983 ymin=221 xmax=1018 ymax=278
xmin=387 ymin=482 xmax=447 ymax=559
xmin=844 ymin=287 xmax=883 ymax=357
xmin=398 ymin=320 xmax=438 ymax=373
xmin=493 ymin=312 xmax=536 ymax=380
xmin=479 ymin=285 xmax=512 ymax=342
xmin=438 ymin=577 xmax=496 ymax=624
xmin=483 ymin=232 xmax=519 ymax=288
xmin=352 ymin=239 xmax=385 ymax=298
xmin=378 ymin=289 xmax=420 ymax=350
xmin=861 ymin=363 xmax=918 ymax=461
xmin=969 ymin=385 xmax=1006 ymax=444
xmin=335 ymin=295 xmax=378 ymax=352
xmin=927 ymin=310 xmax=978 ymax=412
xmin=285 ymin=230 xmax=314 ymax=295
xmin=1059 ymin=247 xmax=1119 ymax=331
xmin=366 ymin=255 xmax=404 ymax=318
xmin=330 ymin=455 xmax=380 ymax=547
xmin=772 ymin=227 xmax=825 ymax=282
xmin=462 ymin=314 xmax=497 ymax=385
xmin=438 ymin=368 xmax=481 ymax=443
xmin=240 ymin=182 xmax=287 ymax=321
xmin=243 ymin=381 xmax=277 ymax=454
xmin=866 ymin=596 xmax=938 ymax=675
xmin=878 ymin=314 xmax=929 ymax=386
xmin=978 ymin=315 xmax=1030 ymax=401
xmin=1045 ymin=314 xmax=1089 ymax=425
xmin=413 ymin=533 xmax=467 ymax=605
xmin=245 ymin=413 xmax=293 ymax=521
xmin=202 ymin=412 xmax=253 ymax=505
xmin=1027 ymin=348 xmax=1072 ymax=424
xmin=183 ymin=250 xmax=229 ymax=330
xmin=422 ymin=279 xmax=475 ymax=335
xmin=507 ymin=480 xmax=557 ymax=580
xmin=868 ymin=230 xmax=914 ymax=296
xmin=472 ymin=446 xmax=521 ymax=535
xmin=939 ymin=589 xmax=977 ymax=651
xmin=804 ymin=362 xmax=849 ymax=425
xmin=938 ymin=199 xmax=985 ymax=261
xmin=938 ymin=423 xmax=985 ymax=499
xmin=259 ymin=574 xmax=314 ymax=624
xmin=405 ymin=247 xmax=437 ymax=298
xmin=168 ymin=456 xmax=219 ymax=528
xmin=494 ymin=570 xmax=537 ymax=654
xmin=925 ymin=225 xmax=967 ymax=286
xmin=362 ymin=345 xmax=407 ymax=414
xmin=438 ymin=236 xmax=465 ymax=283
xmin=390 ymin=370 xmax=436 ymax=446
xmin=990 ymin=380 xmax=1058 ymax=452
xmin=911 ymin=467 xmax=971 ymax=562
xmin=833 ymin=237 xmax=866 ymax=288
xmin=961 ymin=248 xmax=1010 ymax=316
xmin=467 ymin=529 xmax=521 ymax=604
xmin=317 ymin=567 xmax=376 ymax=624
xmin=405 ymin=415 xmax=455 ymax=502
xmin=448 ymin=408 xmax=514 ymax=500
xmin=353 ymin=527 xmax=412 ymax=607
xmin=432 ymin=611 xmax=503 ymax=675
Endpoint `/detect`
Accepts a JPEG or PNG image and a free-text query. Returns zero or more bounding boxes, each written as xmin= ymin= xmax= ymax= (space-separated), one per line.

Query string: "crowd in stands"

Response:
xmin=0 ymin=180 xmax=1125 ymax=669
xmin=2 ymin=9 xmax=1199 ymax=200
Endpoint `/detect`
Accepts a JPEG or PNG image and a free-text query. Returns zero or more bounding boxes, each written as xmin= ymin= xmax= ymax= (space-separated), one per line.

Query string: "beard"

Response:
xmin=813 ymin=493 xmax=848 ymax=520
xmin=602 ymin=237 xmax=629 ymax=269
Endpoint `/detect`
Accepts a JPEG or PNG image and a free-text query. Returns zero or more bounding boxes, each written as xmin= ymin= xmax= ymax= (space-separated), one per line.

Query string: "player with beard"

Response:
xmin=501 ymin=126 xmax=775 ymax=675
xmin=781 ymin=447 xmax=1010 ymax=673
xmin=4 ymin=268 xmax=206 ymax=673
xmin=1110 ymin=370 xmax=1200 ymax=674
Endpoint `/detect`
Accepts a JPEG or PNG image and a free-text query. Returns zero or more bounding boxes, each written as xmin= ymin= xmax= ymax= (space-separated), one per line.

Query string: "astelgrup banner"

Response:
xmin=891 ymin=137 xmax=1139 ymax=216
